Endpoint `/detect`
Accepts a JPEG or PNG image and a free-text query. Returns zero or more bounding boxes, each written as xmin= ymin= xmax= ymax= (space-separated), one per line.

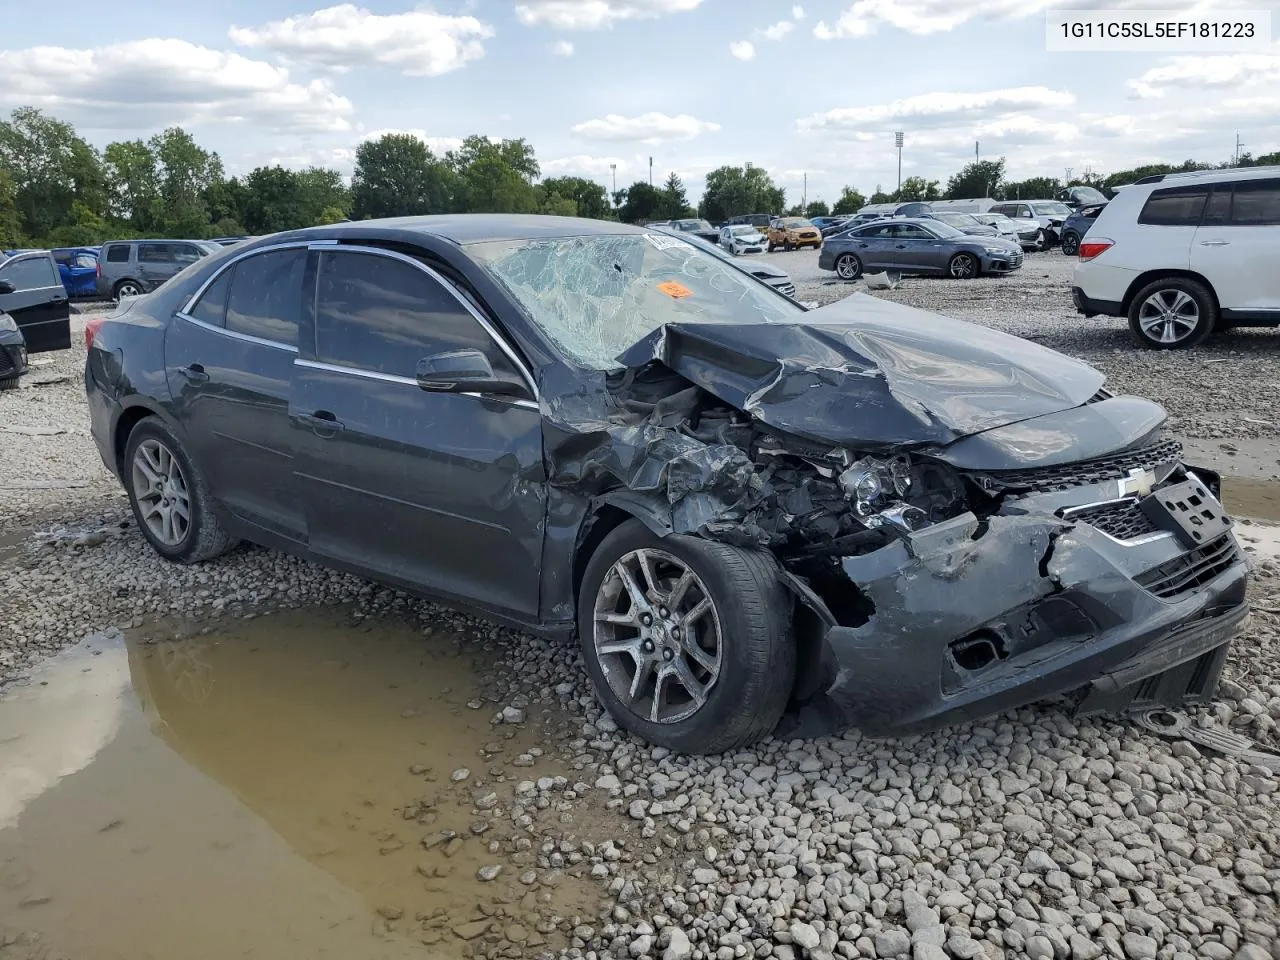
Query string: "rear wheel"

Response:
xmin=123 ymin=419 xmax=239 ymax=563
xmin=0 ymin=376 xmax=20 ymax=391
xmin=835 ymin=253 xmax=863 ymax=281
xmin=578 ymin=521 xmax=795 ymax=755
xmin=948 ymin=252 xmax=979 ymax=279
xmin=1060 ymin=231 xmax=1080 ymax=256
xmin=114 ymin=280 xmax=143 ymax=300
xmin=1127 ymin=277 xmax=1216 ymax=349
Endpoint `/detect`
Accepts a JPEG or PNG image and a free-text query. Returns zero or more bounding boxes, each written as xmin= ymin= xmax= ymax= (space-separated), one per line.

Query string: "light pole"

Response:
xmin=802 ymin=172 xmax=807 ymax=210
xmin=610 ymin=163 xmax=616 ymax=195
xmin=648 ymin=156 xmax=653 ymax=187
xmin=894 ymin=131 xmax=904 ymax=195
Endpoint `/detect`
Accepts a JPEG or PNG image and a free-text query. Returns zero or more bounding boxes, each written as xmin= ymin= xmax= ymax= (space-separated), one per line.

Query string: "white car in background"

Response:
xmin=1072 ymin=166 xmax=1280 ymax=349
xmin=971 ymin=213 xmax=1030 ymax=246
xmin=719 ymin=224 xmax=767 ymax=255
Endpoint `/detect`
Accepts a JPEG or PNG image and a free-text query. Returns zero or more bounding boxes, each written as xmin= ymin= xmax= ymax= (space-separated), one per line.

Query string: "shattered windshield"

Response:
xmin=469 ymin=233 xmax=805 ymax=370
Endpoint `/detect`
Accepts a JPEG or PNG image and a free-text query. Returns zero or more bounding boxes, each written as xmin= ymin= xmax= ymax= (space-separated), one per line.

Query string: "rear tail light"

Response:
xmin=1078 ymin=239 xmax=1113 ymax=261
xmin=96 ymin=261 xmax=102 ymax=278
xmin=85 ymin=317 xmax=105 ymax=349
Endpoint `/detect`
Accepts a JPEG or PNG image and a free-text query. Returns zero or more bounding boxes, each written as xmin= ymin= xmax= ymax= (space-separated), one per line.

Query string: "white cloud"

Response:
xmin=798 ymin=86 xmax=1075 ymax=132
xmin=1128 ymin=52 xmax=1280 ymax=98
xmin=515 ymin=0 xmax=703 ymax=30
xmin=542 ymin=155 xmax=628 ymax=179
xmin=571 ymin=111 xmax=721 ymax=143
xmin=729 ymin=40 xmax=756 ymax=60
xmin=755 ymin=20 xmax=795 ymax=41
xmin=813 ymin=0 xmax=1254 ymax=38
xmin=792 ymin=5 xmax=806 ymax=19
xmin=0 ymin=38 xmax=352 ymax=133
xmin=359 ymin=128 xmax=465 ymax=156
xmin=228 ymin=4 xmax=493 ymax=77
xmin=551 ymin=39 xmax=576 ymax=56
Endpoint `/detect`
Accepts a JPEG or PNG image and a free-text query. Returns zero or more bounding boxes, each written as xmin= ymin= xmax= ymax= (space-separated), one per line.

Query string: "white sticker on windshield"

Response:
xmin=643 ymin=232 xmax=688 ymax=251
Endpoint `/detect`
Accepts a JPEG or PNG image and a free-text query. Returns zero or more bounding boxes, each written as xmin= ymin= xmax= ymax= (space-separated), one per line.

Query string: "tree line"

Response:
xmin=2 ymin=105 xmax=1276 ymax=249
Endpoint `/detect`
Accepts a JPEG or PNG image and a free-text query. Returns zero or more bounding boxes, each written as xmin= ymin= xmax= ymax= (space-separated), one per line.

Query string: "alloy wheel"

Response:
xmin=131 ymin=437 xmax=192 ymax=546
xmin=949 ymin=253 xmax=978 ymax=279
xmin=117 ymin=282 xmax=142 ymax=299
xmin=592 ymin=548 xmax=723 ymax=724
xmin=1061 ymin=233 xmax=1079 ymax=256
xmin=1138 ymin=289 xmax=1200 ymax=345
xmin=835 ymin=254 xmax=861 ymax=280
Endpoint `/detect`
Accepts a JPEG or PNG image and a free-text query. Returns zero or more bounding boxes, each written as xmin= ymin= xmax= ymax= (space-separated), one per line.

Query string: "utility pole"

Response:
xmin=895 ymin=131 xmax=904 ymax=195
xmin=648 ymin=156 xmax=653 ymax=187
xmin=1234 ymin=132 xmax=1244 ymax=166
xmin=802 ymin=172 xmax=807 ymax=209
xmin=975 ymin=140 xmax=979 ymax=163
xmin=1065 ymin=167 xmax=1073 ymax=185
xmin=610 ymin=163 xmax=616 ymax=195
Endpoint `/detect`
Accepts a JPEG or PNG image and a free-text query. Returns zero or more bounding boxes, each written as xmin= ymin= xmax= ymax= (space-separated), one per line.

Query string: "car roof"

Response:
xmin=271 ymin=214 xmax=652 ymax=246
xmin=1133 ymin=165 xmax=1280 ymax=186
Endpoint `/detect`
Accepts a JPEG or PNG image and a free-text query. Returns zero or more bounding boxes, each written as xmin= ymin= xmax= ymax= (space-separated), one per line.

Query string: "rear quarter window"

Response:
xmin=1138 ymin=187 xmax=1208 ymax=226
xmin=1229 ymin=178 xmax=1280 ymax=226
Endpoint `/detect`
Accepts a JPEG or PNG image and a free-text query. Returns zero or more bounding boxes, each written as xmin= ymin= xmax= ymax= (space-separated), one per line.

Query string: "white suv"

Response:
xmin=1072 ymin=167 xmax=1280 ymax=349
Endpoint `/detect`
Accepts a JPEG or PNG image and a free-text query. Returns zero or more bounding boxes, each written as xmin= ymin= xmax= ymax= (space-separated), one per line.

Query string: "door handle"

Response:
xmin=178 ymin=363 xmax=209 ymax=383
xmin=295 ymin=411 xmax=345 ymax=435
xmin=895 ymin=244 xmax=907 ymax=249
xmin=1199 ymin=239 xmax=1230 ymax=246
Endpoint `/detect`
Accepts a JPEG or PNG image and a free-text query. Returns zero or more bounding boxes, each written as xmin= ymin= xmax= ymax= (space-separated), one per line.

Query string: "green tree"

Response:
xmin=538 ymin=191 xmax=578 ymax=216
xmin=655 ymin=171 xmax=690 ymax=219
xmin=149 ymin=127 xmax=219 ymax=236
xmin=1003 ymin=176 xmax=1061 ymax=200
xmin=830 ymin=186 xmax=866 ymax=215
xmin=539 ymin=176 xmax=611 ymax=220
xmin=0 ymin=106 xmax=107 ymax=241
xmin=945 ymin=159 xmax=1006 ymax=200
xmin=449 ymin=136 xmax=540 ymax=213
xmin=102 ymin=139 xmax=160 ymax=231
xmin=351 ymin=133 xmax=455 ymax=219
xmin=895 ymin=177 xmax=941 ymax=202
xmin=317 ymin=206 xmax=348 ymax=225
xmin=0 ymin=167 xmax=24 ymax=247
xmin=868 ymin=186 xmax=893 ymax=204
xmin=699 ymin=165 xmax=785 ymax=223
xmin=617 ymin=181 xmax=662 ymax=223
xmin=45 ymin=200 xmax=108 ymax=247
xmin=1100 ymin=160 xmax=1209 ymax=192
xmin=240 ymin=165 xmax=349 ymax=234
xmin=804 ymin=200 xmax=830 ymax=218
xmin=204 ymin=176 xmax=248 ymax=234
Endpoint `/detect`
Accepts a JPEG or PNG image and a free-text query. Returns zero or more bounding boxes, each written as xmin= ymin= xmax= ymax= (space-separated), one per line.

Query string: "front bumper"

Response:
xmin=0 ymin=332 xmax=28 ymax=381
xmin=790 ymin=495 xmax=1249 ymax=738
xmin=979 ymin=249 xmax=1023 ymax=273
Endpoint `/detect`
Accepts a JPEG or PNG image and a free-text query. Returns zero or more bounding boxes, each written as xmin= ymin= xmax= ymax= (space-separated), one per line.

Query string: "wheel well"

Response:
xmin=1122 ymin=270 xmax=1220 ymax=315
xmin=572 ymin=505 xmax=634 ymax=608
xmin=113 ymin=407 xmax=153 ymax=474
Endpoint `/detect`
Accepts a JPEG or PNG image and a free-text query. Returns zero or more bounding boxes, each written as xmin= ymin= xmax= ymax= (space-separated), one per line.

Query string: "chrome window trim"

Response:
xmin=180 ymin=240 xmax=315 ymax=316
xmin=294 ymin=357 xmax=538 ymax=410
xmin=174 ymin=311 xmax=299 ymax=353
xmin=310 ymin=242 xmax=541 ymax=405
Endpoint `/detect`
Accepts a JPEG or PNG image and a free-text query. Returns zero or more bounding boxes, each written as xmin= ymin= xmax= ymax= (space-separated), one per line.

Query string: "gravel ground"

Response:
xmin=3 ymin=272 xmax=1280 ymax=960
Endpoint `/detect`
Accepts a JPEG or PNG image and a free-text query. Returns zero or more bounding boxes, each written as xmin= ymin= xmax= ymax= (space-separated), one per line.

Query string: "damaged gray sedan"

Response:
xmin=85 ymin=215 xmax=1250 ymax=755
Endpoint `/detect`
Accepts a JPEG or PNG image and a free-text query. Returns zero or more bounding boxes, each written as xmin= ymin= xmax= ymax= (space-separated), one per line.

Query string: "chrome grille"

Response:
xmin=973 ymin=438 xmax=1183 ymax=494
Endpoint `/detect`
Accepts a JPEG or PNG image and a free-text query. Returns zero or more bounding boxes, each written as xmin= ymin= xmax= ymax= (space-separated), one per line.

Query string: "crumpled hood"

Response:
xmin=614 ymin=292 xmax=1105 ymax=448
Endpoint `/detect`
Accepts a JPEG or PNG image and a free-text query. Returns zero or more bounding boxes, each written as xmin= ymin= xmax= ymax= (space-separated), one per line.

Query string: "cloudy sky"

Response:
xmin=3 ymin=0 xmax=1279 ymax=207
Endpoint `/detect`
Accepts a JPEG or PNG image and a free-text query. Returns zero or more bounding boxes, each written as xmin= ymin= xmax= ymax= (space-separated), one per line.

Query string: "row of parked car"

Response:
xmin=0 ymin=236 xmax=251 ymax=388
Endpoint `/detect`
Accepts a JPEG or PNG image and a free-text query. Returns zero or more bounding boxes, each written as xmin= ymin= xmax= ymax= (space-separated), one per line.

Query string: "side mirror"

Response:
xmin=416 ymin=349 xmax=530 ymax=399
xmin=0 ymin=280 xmax=13 ymax=295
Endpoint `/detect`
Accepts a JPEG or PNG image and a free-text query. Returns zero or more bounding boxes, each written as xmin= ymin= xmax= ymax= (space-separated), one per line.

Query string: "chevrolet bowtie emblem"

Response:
xmin=1118 ymin=467 xmax=1157 ymax=499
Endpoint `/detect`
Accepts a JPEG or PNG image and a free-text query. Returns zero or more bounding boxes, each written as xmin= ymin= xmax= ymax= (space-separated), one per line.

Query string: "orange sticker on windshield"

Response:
xmin=657 ymin=280 xmax=693 ymax=299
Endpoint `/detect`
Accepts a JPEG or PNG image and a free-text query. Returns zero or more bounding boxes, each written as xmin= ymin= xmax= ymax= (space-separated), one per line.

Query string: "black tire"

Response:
xmin=948 ymin=252 xmax=979 ymax=280
xmin=1060 ymin=232 xmax=1080 ymax=256
xmin=1126 ymin=277 xmax=1217 ymax=350
xmin=577 ymin=520 xmax=795 ymax=755
xmin=835 ymin=252 xmax=863 ymax=281
xmin=114 ymin=279 xmax=144 ymax=300
xmin=766 ymin=242 xmax=776 ymax=253
xmin=0 ymin=376 xmax=19 ymax=391
xmin=783 ymin=240 xmax=794 ymax=252
xmin=123 ymin=418 xmax=239 ymax=563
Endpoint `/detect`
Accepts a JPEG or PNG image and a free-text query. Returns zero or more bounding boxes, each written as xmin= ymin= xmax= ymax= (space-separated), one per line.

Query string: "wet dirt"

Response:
xmin=1222 ymin=476 xmax=1280 ymax=524
xmin=0 ymin=609 xmax=621 ymax=960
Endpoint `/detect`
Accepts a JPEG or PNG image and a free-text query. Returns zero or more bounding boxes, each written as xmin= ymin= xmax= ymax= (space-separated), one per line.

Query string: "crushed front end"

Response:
xmin=780 ymin=435 xmax=1249 ymax=737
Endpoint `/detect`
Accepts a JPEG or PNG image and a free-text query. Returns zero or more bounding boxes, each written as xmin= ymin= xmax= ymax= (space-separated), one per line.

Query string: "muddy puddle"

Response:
xmin=0 ymin=610 xmax=621 ymax=960
xmin=1222 ymin=476 xmax=1280 ymax=523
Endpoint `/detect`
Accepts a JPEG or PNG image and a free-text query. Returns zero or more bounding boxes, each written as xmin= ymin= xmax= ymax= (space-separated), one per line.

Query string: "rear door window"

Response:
xmin=1228 ymin=178 xmax=1280 ymax=225
xmin=224 ymin=249 xmax=305 ymax=346
xmin=0 ymin=256 xmax=60 ymax=291
xmin=1138 ymin=187 xmax=1208 ymax=226
xmin=105 ymin=244 xmax=131 ymax=263
xmin=187 ymin=270 xmax=233 ymax=327
xmin=314 ymin=250 xmax=519 ymax=381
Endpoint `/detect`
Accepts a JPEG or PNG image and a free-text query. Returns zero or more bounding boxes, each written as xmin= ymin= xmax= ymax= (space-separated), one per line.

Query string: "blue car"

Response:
xmin=51 ymin=246 xmax=101 ymax=298
xmin=1058 ymin=204 xmax=1105 ymax=257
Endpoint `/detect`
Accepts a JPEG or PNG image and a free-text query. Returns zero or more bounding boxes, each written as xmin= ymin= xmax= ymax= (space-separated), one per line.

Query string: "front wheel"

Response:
xmin=835 ymin=252 xmax=863 ymax=281
xmin=948 ymin=252 xmax=979 ymax=279
xmin=1060 ymin=232 xmax=1080 ymax=256
xmin=578 ymin=521 xmax=795 ymax=755
xmin=124 ymin=419 xmax=239 ymax=563
xmin=766 ymin=242 xmax=776 ymax=252
xmin=1127 ymin=277 xmax=1216 ymax=349
xmin=0 ymin=376 xmax=20 ymax=391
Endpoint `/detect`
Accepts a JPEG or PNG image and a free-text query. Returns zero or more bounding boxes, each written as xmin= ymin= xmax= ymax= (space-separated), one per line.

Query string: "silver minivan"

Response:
xmin=96 ymin=239 xmax=222 ymax=301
